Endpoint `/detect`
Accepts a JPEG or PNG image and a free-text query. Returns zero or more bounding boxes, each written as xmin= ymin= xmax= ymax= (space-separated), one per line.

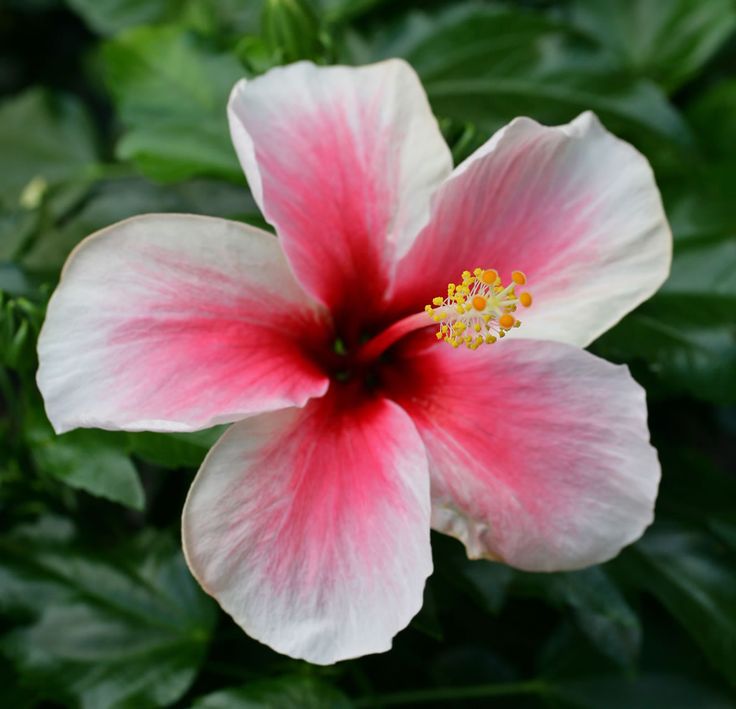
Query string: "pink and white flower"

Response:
xmin=36 ymin=60 xmax=671 ymax=664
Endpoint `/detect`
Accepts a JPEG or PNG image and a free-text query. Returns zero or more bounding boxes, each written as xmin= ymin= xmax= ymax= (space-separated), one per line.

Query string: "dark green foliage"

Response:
xmin=1 ymin=0 xmax=735 ymax=706
xmin=0 ymin=519 xmax=216 ymax=708
xmin=101 ymin=26 xmax=247 ymax=182
xmin=190 ymin=675 xmax=352 ymax=708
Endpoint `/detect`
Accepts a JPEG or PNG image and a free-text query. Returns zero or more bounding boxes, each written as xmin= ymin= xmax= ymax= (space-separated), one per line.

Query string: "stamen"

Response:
xmin=426 ymin=267 xmax=533 ymax=349
xmin=511 ymin=270 xmax=527 ymax=285
xmin=498 ymin=313 xmax=515 ymax=329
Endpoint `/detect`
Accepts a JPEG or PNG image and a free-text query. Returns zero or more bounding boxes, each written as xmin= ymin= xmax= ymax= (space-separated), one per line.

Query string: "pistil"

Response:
xmin=355 ymin=312 xmax=432 ymax=363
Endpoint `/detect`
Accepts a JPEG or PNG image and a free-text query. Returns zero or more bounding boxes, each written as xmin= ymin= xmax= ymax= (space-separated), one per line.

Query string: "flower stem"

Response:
xmin=354 ymin=679 xmax=549 ymax=707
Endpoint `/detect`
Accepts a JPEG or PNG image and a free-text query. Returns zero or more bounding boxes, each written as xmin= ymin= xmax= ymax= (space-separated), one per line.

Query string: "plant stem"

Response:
xmin=354 ymin=679 xmax=549 ymax=707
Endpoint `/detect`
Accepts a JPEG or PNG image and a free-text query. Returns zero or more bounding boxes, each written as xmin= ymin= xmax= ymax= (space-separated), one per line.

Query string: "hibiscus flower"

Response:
xmin=37 ymin=60 xmax=671 ymax=664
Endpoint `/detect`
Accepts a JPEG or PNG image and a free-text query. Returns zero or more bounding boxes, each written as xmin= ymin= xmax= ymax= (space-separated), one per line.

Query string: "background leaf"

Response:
xmin=127 ymin=427 xmax=225 ymax=469
xmin=0 ymin=89 xmax=98 ymax=207
xmin=65 ymin=0 xmax=173 ymax=35
xmin=28 ymin=425 xmax=145 ymax=510
xmin=0 ymin=519 xmax=217 ymax=709
xmin=619 ymin=524 xmax=736 ymax=687
xmin=190 ymin=676 xmax=352 ymax=708
xmin=542 ymin=568 xmax=641 ymax=669
xmin=2 ymin=0 xmax=736 ymax=706
xmin=569 ymin=0 xmax=736 ymax=92
xmin=550 ymin=673 xmax=735 ymax=709
xmin=594 ymin=238 xmax=736 ymax=404
xmin=354 ymin=4 xmax=692 ymax=148
xmin=101 ymin=26 xmax=245 ymax=182
xmin=21 ymin=175 xmax=258 ymax=274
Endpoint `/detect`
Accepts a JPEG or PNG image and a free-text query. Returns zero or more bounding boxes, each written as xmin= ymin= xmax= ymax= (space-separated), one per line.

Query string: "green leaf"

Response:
xmin=127 ymin=427 xmax=225 ymax=469
xmin=115 ymin=122 xmax=240 ymax=183
xmin=183 ymin=0 xmax=266 ymax=39
xmin=0 ymin=519 xmax=216 ymax=709
xmin=688 ymin=79 xmax=736 ymax=161
xmin=0 ymin=208 xmax=40 ymax=262
xmin=593 ymin=238 xmax=736 ymax=404
xmin=550 ymin=673 xmax=735 ymax=709
xmin=262 ymin=0 xmax=324 ymax=63
xmin=101 ymin=26 xmax=244 ymax=183
xmin=569 ymin=0 xmax=736 ymax=92
xmin=662 ymin=163 xmax=736 ymax=244
xmin=190 ymin=676 xmax=352 ymax=708
xmin=0 ymin=294 xmax=43 ymax=373
xmin=66 ymin=0 xmax=265 ymax=38
xmin=358 ymin=4 xmax=691 ymax=147
xmin=0 ymin=655 xmax=40 ymax=709
xmin=22 ymin=175 xmax=258 ymax=274
xmin=621 ymin=524 xmax=736 ymax=687
xmin=0 ymin=263 xmax=36 ymax=298
xmin=513 ymin=566 xmax=641 ymax=668
xmin=656 ymin=448 xmax=736 ymax=538
xmin=659 ymin=237 xmax=736 ymax=301
xmin=65 ymin=0 xmax=171 ymax=35
xmin=456 ymin=559 xmax=514 ymax=615
xmin=410 ymin=586 xmax=443 ymax=641
xmin=318 ymin=0 xmax=392 ymax=25
xmin=0 ymin=89 xmax=98 ymax=207
xmin=543 ymin=568 xmax=641 ymax=668
xmin=28 ymin=423 xmax=145 ymax=510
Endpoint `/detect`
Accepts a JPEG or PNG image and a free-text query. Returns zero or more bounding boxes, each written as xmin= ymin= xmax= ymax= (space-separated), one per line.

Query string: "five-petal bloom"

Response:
xmin=37 ymin=60 xmax=671 ymax=664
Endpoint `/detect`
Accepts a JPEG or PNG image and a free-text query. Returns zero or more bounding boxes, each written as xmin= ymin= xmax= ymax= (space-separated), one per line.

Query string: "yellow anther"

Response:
xmin=432 ymin=297 xmax=444 ymax=306
xmin=499 ymin=313 xmax=515 ymax=329
xmin=511 ymin=270 xmax=527 ymax=285
xmin=481 ymin=269 xmax=498 ymax=285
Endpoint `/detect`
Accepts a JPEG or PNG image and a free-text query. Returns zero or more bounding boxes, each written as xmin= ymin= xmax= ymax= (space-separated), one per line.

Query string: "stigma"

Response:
xmin=425 ymin=268 xmax=533 ymax=349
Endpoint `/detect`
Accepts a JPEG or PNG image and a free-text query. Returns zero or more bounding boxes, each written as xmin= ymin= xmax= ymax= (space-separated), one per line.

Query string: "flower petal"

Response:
xmin=228 ymin=59 xmax=452 ymax=320
xmin=182 ymin=391 xmax=432 ymax=664
xmin=391 ymin=112 xmax=671 ymax=346
xmin=37 ymin=214 xmax=330 ymax=434
xmin=383 ymin=336 xmax=660 ymax=571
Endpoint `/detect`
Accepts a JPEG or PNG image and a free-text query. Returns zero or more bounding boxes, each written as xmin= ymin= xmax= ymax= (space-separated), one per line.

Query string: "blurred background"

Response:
xmin=1 ymin=0 xmax=735 ymax=707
